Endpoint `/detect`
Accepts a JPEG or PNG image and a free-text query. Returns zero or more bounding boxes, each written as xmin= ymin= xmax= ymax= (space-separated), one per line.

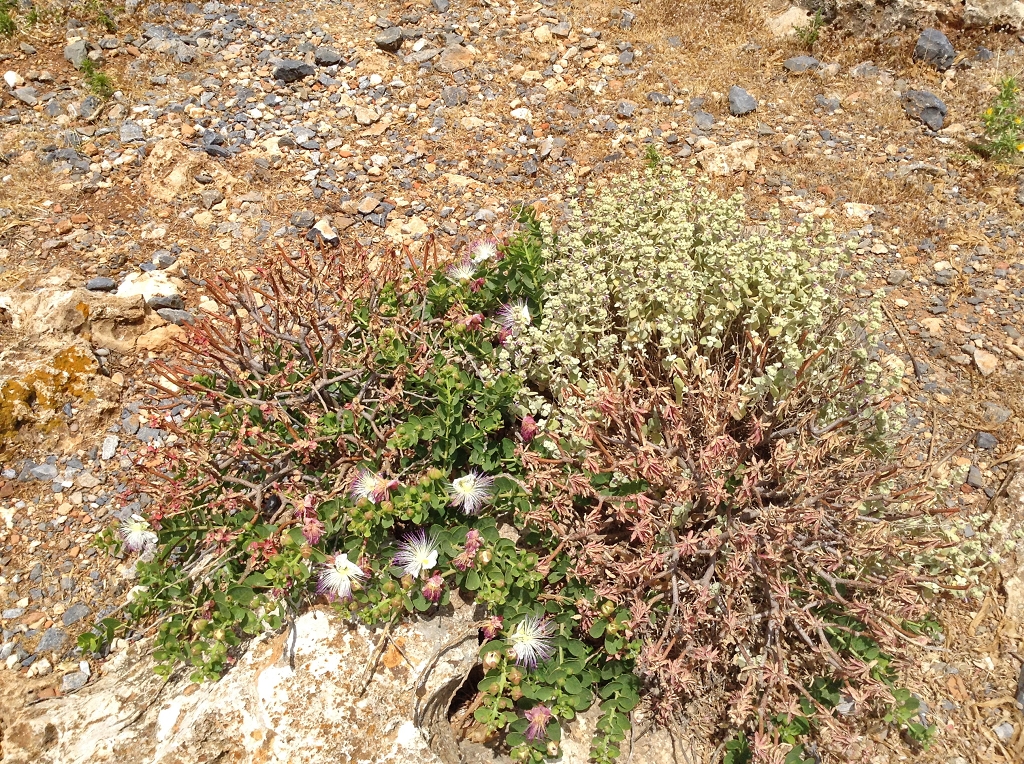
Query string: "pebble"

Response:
xmin=976 ymin=432 xmax=998 ymax=450
xmin=62 ymin=671 xmax=90 ymax=692
xmin=86 ymin=277 xmax=117 ymax=292
xmin=101 ymin=435 xmax=119 ymax=461
xmin=913 ymin=28 xmax=956 ymax=71
xmin=728 ymin=86 xmax=757 ymax=116
xmin=784 ymin=55 xmax=820 ymax=73
xmin=903 ymin=90 xmax=947 ymax=131
xmin=157 ymin=309 xmax=196 ymax=326
xmin=273 ymin=60 xmax=315 ymax=83
xmin=375 ymin=28 xmax=404 ymax=53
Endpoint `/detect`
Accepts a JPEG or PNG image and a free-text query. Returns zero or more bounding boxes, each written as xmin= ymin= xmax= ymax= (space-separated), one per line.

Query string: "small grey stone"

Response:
xmin=30 ymin=464 xmax=58 ymax=481
xmin=153 ymin=250 xmax=177 ymax=269
xmin=647 ymin=92 xmax=672 ymax=105
xmin=194 ymin=172 xmax=214 ymax=185
xmin=976 ymin=432 xmax=998 ymax=450
xmin=314 ymin=47 xmax=343 ymax=66
xmin=887 ymin=270 xmax=910 ymax=286
xmin=903 ymin=90 xmax=947 ymax=131
xmin=375 ymin=28 xmax=404 ymax=53
xmin=101 ymin=435 xmax=119 ymax=460
xmin=979 ymin=402 xmax=1012 ymax=426
xmin=728 ymin=86 xmax=757 ymax=116
xmin=617 ymin=100 xmax=636 ymax=118
xmin=80 ymin=95 xmax=103 ymax=121
xmin=966 ymin=465 xmax=984 ymax=488
xmin=914 ymin=28 xmax=955 ymax=72
xmin=200 ymin=188 xmax=224 ymax=209
xmin=62 ymin=603 xmax=91 ymax=627
xmin=62 ymin=671 xmax=89 ymax=692
xmin=13 ymin=87 xmax=38 ymax=106
xmin=64 ymin=40 xmax=89 ymax=69
xmin=551 ymin=22 xmax=571 ymax=38
xmin=620 ymin=10 xmax=635 ymax=29
xmin=147 ymin=294 xmax=184 ymax=311
xmin=993 ymin=722 xmax=1014 ymax=743
xmin=431 ymin=0 xmax=450 ymax=12
xmin=157 ymin=309 xmax=195 ymax=326
xmin=441 ymin=85 xmax=469 ymax=106
xmin=37 ymin=627 xmax=69 ymax=653
xmin=2 ymin=608 xmax=25 ymax=620
xmin=290 ymin=210 xmax=316 ymax=229
xmin=273 ymin=60 xmax=315 ymax=83
xmin=693 ymin=110 xmax=715 ymax=130
xmin=814 ymin=94 xmax=841 ymax=114
xmin=119 ymin=122 xmax=145 ymax=142
xmin=86 ymin=277 xmax=116 ymax=291
xmin=783 ymin=55 xmax=820 ymax=73
xmin=20 ymin=43 xmax=37 ymax=55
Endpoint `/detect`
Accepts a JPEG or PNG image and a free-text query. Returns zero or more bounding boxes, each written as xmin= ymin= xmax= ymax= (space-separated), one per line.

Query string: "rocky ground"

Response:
xmin=1 ymin=0 xmax=1023 ymax=762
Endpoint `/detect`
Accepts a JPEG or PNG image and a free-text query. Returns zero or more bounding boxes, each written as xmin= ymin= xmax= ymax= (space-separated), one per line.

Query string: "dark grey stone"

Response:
xmin=86 ymin=277 xmax=116 ymax=291
xmin=119 ymin=122 xmax=145 ymax=142
xmin=147 ymin=294 xmax=185 ymax=311
xmin=976 ymin=432 xmax=998 ymax=450
xmin=814 ymin=94 xmax=841 ymax=114
xmin=13 ymin=87 xmax=38 ymax=106
xmin=375 ymin=28 xmax=404 ymax=53
xmin=728 ymin=86 xmax=757 ymax=116
xmin=913 ymin=28 xmax=955 ymax=72
xmin=966 ymin=465 xmax=984 ymax=488
xmin=64 ymin=40 xmax=89 ymax=69
xmin=273 ymin=60 xmax=315 ymax=83
xmin=37 ymin=627 xmax=69 ymax=653
xmin=62 ymin=671 xmax=89 ymax=692
xmin=441 ymin=85 xmax=468 ymax=106
xmin=80 ymin=95 xmax=103 ymax=121
xmin=290 ymin=210 xmax=316 ymax=229
xmin=784 ymin=55 xmax=820 ymax=73
xmin=694 ymin=110 xmax=715 ymax=129
xmin=887 ymin=270 xmax=910 ymax=286
xmin=62 ymin=603 xmax=91 ymax=626
xmin=314 ymin=47 xmax=342 ymax=66
xmin=157 ymin=309 xmax=195 ymax=326
xmin=903 ymin=90 xmax=947 ymax=131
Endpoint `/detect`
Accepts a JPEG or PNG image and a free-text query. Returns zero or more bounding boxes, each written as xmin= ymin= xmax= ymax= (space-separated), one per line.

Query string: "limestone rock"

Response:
xmin=436 ymin=45 xmax=474 ymax=73
xmin=965 ymin=0 xmax=1024 ymax=28
xmin=766 ymin=6 xmax=811 ymax=37
xmin=697 ymin=139 xmax=758 ymax=176
xmin=0 ymin=287 xmax=161 ymax=353
xmin=0 ymin=608 xmax=479 ymax=764
xmin=141 ymin=139 xmax=234 ymax=203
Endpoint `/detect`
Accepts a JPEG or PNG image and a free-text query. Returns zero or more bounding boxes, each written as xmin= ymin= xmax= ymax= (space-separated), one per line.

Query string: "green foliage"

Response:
xmin=973 ymin=77 xmax=1024 ymax=162
xmin=0 ymin=7 xmax=14 ymax=37
xmin=80 ymin=58 xmax=115 ymax=98
xmin=79 ymin=162 xmax=961 ymax=762
xmin=793 ymin=9 xmax=825 ymax=50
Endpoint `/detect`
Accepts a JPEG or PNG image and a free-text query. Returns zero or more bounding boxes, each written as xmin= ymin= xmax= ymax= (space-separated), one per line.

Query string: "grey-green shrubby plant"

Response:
xmin=78 ymin=164 xmax=994 ymax=763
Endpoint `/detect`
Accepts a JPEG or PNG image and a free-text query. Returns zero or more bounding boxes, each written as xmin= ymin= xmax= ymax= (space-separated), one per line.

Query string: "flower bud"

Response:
xmin=520 ymin=415 xmax=539 ymax=443
xmin=600 ymin=601 xmax=616 ymax=617
xmin=477 ymin=549 xmax=493 ymax=566
xmin=482 ymin=650 xmax=501 ymax=671
xmin=546 ymin=741 xmax=560 ymax=757
xmin=509 ymin=685 xmax=523 ymax=701
xmin=507 ymin=667 xmax=523 ymax=685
